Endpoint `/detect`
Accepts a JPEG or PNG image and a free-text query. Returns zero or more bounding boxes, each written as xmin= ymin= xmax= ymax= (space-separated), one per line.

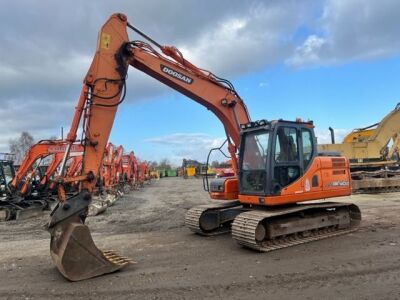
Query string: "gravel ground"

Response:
xmin=1 ymin=177 xmax=400 ymax=299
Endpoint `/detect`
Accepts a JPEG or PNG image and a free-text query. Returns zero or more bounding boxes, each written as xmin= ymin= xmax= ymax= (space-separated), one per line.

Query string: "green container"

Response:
xmin=166 ymin=169 xmax=177 ymax=177
xmin=158 ymin=169 xmax=166 ymax=178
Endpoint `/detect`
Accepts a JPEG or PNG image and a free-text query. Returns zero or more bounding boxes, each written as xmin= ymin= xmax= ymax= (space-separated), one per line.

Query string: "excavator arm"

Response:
xmin=19 ymin=152 xmax=67 ymax=197
xmin=39 ymin=152 xmax=65 ymax=187
xmin=10 ymin=141 xmax=82 ymax=195
xmin=320 ymin=103 xmax=400 ymax=164
xmin=11 ymin=142 xmax=55 ymax=190
xmin=57 ymin=14 xmax=250 ymax=193
xmin=66 ymin=155 xmax=83 ymax=178
xmin=40 ymin=147 xmax=84 ymax=187
xmin=48 ymin=13 xmax=251 ymax=281
xmin=125 ymin=41 xmax=251 ymax=159
xmin=368 ymin=103 xmax=400 ymax=152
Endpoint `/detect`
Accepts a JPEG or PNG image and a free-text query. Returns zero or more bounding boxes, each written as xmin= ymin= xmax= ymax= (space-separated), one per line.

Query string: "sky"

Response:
xmin=1 ymin=0 xmax=399 ymax=165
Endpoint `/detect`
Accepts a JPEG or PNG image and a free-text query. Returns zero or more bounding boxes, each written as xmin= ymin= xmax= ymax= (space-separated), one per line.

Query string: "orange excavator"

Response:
xmin=10 ymin=141 xmax=83 ymax=197
xmin=112 ymin=144 xmax=125 ymax=193
xmin=46 ymin=13 xmax=361 ymax=281
xmin=0 ymin=153 xmax=46 ymax=221
xmin=100 ymin=143 xmax=126 ymax=195
xmin=137 ymin=161 xmax=151 ymax=186
xmin=100 ymin=142 xmax=117 ymax=193
xmin=121 ymin=151 xmax=138 ymax=191
xmin=0 ymin=142 xmax=83 ymax=220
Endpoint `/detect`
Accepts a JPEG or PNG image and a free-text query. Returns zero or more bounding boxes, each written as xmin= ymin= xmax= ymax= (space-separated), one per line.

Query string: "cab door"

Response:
xmin=270 ymin=125 xmax=302 ymax=195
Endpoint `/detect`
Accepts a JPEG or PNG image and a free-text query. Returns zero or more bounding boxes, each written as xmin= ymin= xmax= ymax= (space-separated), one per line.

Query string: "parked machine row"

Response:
xmin=0 ymin=140 xmax=151 ymax=221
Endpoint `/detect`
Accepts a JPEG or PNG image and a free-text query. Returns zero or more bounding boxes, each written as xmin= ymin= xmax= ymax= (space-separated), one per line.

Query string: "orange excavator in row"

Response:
xmin=120 ymin=151 xmax=151 ymax=190
xmin=0 ymin=142 xmax=84 ymax=220
xmin=100 ymin=142 xmax=144 ymax=195
xmin=44 ymin=13 xmax=361 ymax=281
xmin=3 ymin=139 xmax=142 ymax=219
xmin=11 ymin=140 xmax=139 ymax=197
xmin=10 ymin=142 xmax=83 ymax=197
xmin=121 ymin=151 xmax=139 ymax=191
xmin=138 ymin=161 xmax=151 ymax=186
xmin=101 ymin=143 xmax=124 ymax=195
xmin=0 ymin=153 xmax=44 ymax=221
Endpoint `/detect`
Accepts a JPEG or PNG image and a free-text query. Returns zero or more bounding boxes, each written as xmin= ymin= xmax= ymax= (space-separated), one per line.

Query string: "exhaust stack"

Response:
xmin=329 ymin=127 xmax=335 ymax=144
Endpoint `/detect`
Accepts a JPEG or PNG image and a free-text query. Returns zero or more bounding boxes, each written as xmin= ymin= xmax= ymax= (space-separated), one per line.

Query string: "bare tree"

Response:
xmin=9 ymin=131 xmax=34 ymax=163
xmin=159 ymin=158 xmax=171 ymax=169
xmin=149 ymin=161 xmax=159 ymax=169
xmin=211 ymin=160 xmax=220 ymax=168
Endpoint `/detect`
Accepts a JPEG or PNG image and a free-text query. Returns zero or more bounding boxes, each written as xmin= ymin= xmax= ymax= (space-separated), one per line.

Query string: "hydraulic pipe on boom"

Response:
xmin=57 ymin=87 xmax=89 ymax=182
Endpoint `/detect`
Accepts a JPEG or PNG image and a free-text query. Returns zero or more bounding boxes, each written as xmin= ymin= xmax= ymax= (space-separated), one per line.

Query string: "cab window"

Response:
xmin=301 ymin=129 xmax=313 ymax=169
xmin=275 ymin=127 xmax=298 ymax=162
xmin=272 ymin=127 xmax=300 ymax=194
xmin=240 ymin=130 xmax=269 ymax=194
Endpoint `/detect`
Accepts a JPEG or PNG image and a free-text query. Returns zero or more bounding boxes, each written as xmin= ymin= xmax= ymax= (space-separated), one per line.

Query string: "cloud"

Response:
xmin=0 ymin=98 xmax=71 ymax=152
xmin=178 ymin=1 xmax=315 ymax=76
xmin=145 ymin=128 xmax=353 ymax=165
xmin=0 ymin=0 xmax=315 ymax=151
xmin=0 ymin=0 xmax=399 ymax=152
xmin=146 ymin=133 xmax=229 ymax=165
xmin=314 ymin=128 xmax=350 ymax=144
xmin=287 ymin=0 xmax=400 ymax=67
xmin=286 ymin=35 xmax=326 ymax=66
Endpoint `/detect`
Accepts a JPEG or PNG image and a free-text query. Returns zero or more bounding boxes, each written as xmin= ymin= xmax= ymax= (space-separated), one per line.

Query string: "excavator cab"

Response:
xmin=239 ymin=119 xmax=316 ymax=196
xmin=0 ymin=158 xmax=15 ymax=199
xmin=207 ymin=119 xmax=317 ymax=201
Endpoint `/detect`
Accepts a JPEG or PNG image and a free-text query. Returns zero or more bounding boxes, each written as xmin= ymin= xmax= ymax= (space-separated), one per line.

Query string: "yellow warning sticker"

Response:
xmin=100 ymin=32 xmax=111 ymax=49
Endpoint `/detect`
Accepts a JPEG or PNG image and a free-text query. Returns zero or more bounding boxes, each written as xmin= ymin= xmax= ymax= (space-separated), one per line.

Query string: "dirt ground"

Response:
xmin=1 ymin=178 xmax=400 ymax=300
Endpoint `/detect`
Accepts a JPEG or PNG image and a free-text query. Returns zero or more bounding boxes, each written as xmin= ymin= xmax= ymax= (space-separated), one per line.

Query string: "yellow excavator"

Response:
xmin=319 ymin=103 xmax=400 ymax=192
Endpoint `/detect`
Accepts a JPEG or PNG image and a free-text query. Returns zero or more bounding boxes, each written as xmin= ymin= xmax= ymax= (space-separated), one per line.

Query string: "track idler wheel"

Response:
xmin=48 ymin=191 xmax=132 ymax=281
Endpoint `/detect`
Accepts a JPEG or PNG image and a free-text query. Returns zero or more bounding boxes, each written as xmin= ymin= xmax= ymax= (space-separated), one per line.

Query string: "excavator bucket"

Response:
xmin=48 ymin=192 xmax=132 ymax=281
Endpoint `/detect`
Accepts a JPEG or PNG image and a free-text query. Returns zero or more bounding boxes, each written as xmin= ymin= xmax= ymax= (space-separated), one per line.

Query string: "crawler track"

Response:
xmin=185 ymin=200 xmax=241 ymax=235
xmin=232 ymin=202 xmax=361 ymax=252
xmin=352 ymin=170 xmax=400 ymax=194
xmin=0 ymin=199 xmax=47 ymax=221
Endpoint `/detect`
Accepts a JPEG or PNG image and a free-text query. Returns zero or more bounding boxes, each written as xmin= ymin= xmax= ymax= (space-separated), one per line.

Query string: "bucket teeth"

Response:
xmin=103 ymin=250 xmax=136 ymax=265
